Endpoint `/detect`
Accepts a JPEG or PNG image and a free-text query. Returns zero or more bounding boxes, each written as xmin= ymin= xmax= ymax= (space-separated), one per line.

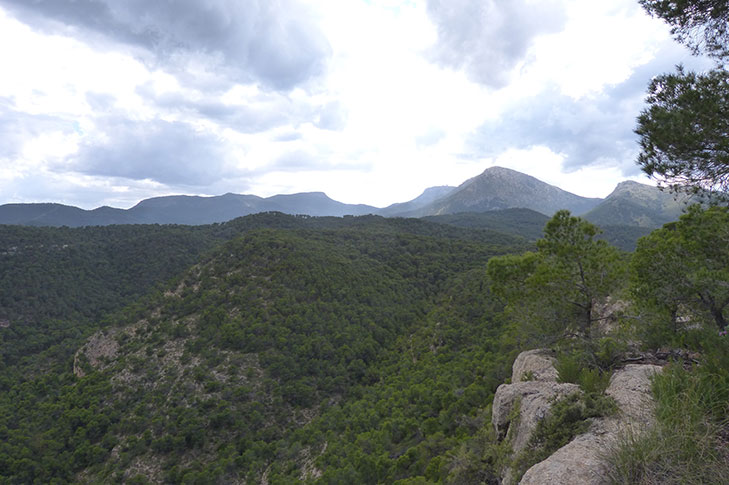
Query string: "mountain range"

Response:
xmin=0 ymin=167 xmax=696 ymax=229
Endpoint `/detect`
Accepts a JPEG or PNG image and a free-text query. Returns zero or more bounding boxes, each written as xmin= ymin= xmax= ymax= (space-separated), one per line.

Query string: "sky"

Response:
xmin=0 ymin=0 xmax=711 ymax=210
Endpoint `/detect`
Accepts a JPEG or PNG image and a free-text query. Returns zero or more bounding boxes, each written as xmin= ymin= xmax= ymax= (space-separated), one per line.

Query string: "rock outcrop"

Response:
xmin=492 ymin=350 xmax=662 ymax=485
xmin=492 ymin=350 xmax=580 ymax=456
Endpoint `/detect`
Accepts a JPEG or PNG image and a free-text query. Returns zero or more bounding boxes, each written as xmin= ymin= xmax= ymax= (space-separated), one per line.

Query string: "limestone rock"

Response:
xmin=511 ymin=349 xmax=559 ymax=382
xmin=605 ymin=364 xmax=662 ymax=427
xmin=519 ymin=364 xmax=662 ymax=485
xmin=492 ymin=349 xmax=580 ymax=485
xmin=73 ymin=329 xmax=121 ymax=377
xmin=492 ymin=381 xmax=580 ymax=454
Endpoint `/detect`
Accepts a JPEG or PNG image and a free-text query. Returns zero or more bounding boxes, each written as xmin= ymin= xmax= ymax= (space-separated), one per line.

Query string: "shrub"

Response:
xmin=605 ymin=363 xmax=729 ymax=484
xmin=555 ymin=354 xmax=582 ymax=384
xmin=511 ymin=392 xmax=617 ymax=482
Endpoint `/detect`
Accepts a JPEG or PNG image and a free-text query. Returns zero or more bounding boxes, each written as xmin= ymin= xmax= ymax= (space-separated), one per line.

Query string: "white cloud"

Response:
xmin=0 ymin=0 xmax=707 ymax=209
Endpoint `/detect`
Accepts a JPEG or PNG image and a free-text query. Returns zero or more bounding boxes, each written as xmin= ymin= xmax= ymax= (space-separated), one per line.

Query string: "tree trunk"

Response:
xmin=712 ymin=306 xmax=727 ymax=331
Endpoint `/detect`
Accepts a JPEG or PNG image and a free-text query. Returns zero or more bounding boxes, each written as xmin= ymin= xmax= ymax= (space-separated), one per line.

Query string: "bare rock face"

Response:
xmin=519 ymin=364 xmax=662 ymax=485
xmin=491 ymin=349 xmax=579 ymax=484
xmin=492 ymin=381 xmax=580 ymax=454
xmin=510 ymin=349 xmax=559 ymax=383
xmin=605 ymin=364 xmax=662 ymax=427
xmin=73 ymin=329 xmax=122 ymax=377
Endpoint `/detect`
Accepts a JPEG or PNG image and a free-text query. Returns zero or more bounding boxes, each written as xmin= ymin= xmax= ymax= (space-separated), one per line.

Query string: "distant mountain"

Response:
xmin=0 ymin=203 xmax=137 ymax=226
xmin=0 ymin=168 xmax=694 ymax=230
xmin=127 ymin=193 xmax=265 ymax=224
xmin=379 ymin=186 xmax=456 ymax=216
xmin=127 ymin=192 xmax=377 ymax=225
xmin=0 ymin=192 xmax=379 ymax=227
xmin=583 ymin=181 xmax=694 ymax=229
xmin=399 ymin=167 xmax=602 ymax=217
xmin=264 ymin=192 xmax=376 ymax=217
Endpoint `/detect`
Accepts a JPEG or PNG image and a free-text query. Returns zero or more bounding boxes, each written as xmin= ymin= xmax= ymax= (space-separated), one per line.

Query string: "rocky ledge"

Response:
xmin=492 ymin=349 xmax=662 ymax=484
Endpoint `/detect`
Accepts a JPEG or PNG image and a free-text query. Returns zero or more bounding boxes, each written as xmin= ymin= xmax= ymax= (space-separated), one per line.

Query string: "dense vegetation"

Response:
xmin=637 ymin=0 xmax=729 ymax=196
xmin=2 ymin=3 xmax=728 ymax=482
xmin=0 ymin=214 xmax=530 ymax=484
xmin=0 ymin=200 xmax=727 ymax=484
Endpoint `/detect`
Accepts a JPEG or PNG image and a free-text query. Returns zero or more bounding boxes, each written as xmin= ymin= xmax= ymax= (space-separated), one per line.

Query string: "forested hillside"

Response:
xmin=0 ymin=214 xmax=530 ymax=484
xmin=1 ymin=3 xmax=728 ymax=481
xmin=1 ymin=200 xmax=727 ymax=483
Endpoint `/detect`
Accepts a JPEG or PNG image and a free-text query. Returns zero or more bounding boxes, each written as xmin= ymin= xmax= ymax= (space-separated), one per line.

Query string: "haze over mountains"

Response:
xmin=0 ymin=167 xmax=695 ymax=229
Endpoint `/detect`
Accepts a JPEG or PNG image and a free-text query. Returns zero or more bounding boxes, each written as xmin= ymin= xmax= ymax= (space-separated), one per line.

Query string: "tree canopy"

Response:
xmin=631 ymin=205 xmax=729 ymax=332
xmin=637 ymin=1 xmax=729 ymax=197
xmin=640 ymin=0 xmax=729 ymax=61
xmin=487 ymin=210 xmax=626 ymax=346
xmin=636 ymin=67 xmax=729 ymax=195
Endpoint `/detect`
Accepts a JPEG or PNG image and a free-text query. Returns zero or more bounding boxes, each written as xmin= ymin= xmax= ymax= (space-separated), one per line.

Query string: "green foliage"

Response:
xmin=0 ymin=223 xmax=222 ymax=371
xmin=636 ymin=66 xmax=729 ymax=196
xmin=606 ymin=361 xmax=729 ymax=484
xmin=0 ymin=214 xmax=528 ymax=484
xmin=555 ymin=353 xmax=583 ymax=384
xmin=637 ymin=0 xmax=729 ymax=198
xmin=520 ymin=370 xmax=536 ymax=382
xmin=423 ymin=208 xmax=549 ymax=241
xmin=631 ymin=205 xmax=729 ymax=343
xmin=511 ymin=392 xmax=617 ymax=482
xmin=577 ymin=368 xmax=612 ymax=395
xmin=639 ymin=0 xmax=729 ymax=60
xmin=555 ymin=352 xmax=612 ymax=395
xmin=488 ymin=210 xmax=627 ymax=346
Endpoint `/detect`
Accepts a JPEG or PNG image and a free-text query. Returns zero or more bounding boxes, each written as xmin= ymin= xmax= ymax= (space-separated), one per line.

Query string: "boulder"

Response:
xmin=510 ymin=349 xmax=559 ymax=382
xmin=492 ymin=381 xmax=580 ymax=454
xmin=519 ymin=364 xmax=662 ymax=485
xmin=491 ymin=349 xmax=580 ymax=485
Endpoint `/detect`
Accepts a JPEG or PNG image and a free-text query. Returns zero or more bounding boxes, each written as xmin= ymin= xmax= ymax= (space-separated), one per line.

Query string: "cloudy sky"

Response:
xmin=0 ymin=0 xmax=711 ymax=209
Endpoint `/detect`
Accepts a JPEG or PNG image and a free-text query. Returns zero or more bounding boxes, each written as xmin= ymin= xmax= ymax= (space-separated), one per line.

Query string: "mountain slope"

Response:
xmin=379 ymin=186 xmax=456 ymax=216
xmin=59 ymin=227 xmax=519 ymax=483
xmin=0 ymin=170 xmax=694 ymax=231
xmin=407 ymin=167 xmax=601 ymax=217
xmin=424 ymin=208 xmax=550 ymax=241
xmin=127 ymin=193 xmax=265 ymax=224
xmin=583 ymin=181 xmax=693 ymax=228
xmin=0 ymin=203 xmax=138 ymax=226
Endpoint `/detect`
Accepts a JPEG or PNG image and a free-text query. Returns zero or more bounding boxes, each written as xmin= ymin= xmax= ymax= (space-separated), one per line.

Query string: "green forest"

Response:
xmin=0 ymin=200 xmax=728 ymax=483
xmin=2 ymin=1 xmax=729 ymax=484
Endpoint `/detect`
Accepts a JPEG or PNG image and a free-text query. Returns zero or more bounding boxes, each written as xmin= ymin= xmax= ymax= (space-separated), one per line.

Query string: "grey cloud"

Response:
xmin=265 ymin=150 xmax=369 ymax=174
xmin=141 ymin=89 xmax=293 ymax=133
xmin=426 ymin=0 xmax=566 ymax=88
xmin=0 ymin=0 xmax=331 ymax=90
xmin=274 ymin=131 xmax=303 ymax=142
xmin=0 ymin=98 xmax=75 ymax=159
xmin=270 ymin=150 xmax=320 ymax=172
xmin=66 ymin=118 xmax=233 ymax=186
xmin=135 ymin=83 xmax=327 ymax=134
xmin=470 ymin=85 xmax=643 ymax=176
xmin=136 ymin=84 xmax=346 ymax=135
xmin=469 ymin=45 xmax=714 ymax=176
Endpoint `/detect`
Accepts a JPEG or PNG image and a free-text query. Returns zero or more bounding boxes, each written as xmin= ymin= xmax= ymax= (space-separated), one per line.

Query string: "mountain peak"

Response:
xmin=584 ymin=180 xmax=689 ymax=228
xmin=481 ymin=166 xmax=520 ymax=175
xmin=417 ymin=166 xmax=601 ymax=217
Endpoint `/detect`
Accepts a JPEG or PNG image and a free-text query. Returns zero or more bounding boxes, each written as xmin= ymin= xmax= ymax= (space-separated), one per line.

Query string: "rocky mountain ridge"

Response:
xmin=403 ymin=167 xmax=602 ymax=217
xmin=0 ymin=167 xmax=692 ymax=228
